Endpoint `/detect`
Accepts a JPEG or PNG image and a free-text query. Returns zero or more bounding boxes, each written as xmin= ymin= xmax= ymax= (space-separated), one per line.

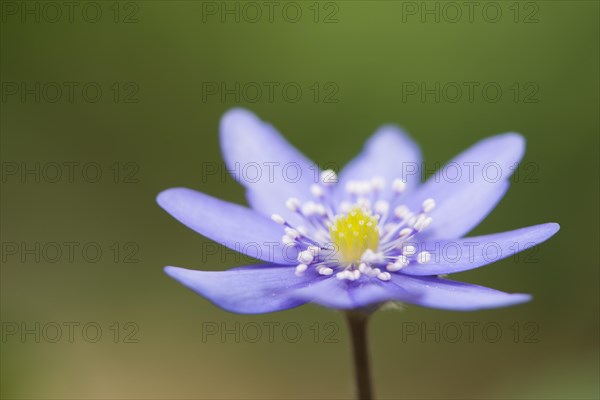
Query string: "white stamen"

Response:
xmin=398 ymin=228 xmax=413 ymax=238
xmin=320 ymin=169 xmax=338 ymax=186
xmin=377 ymin=271 xmax=391 ymax=281
xmin=422 ymin=198 xmax=436 ymax=213
xmin=310 ymin=184 xmax=324 ymax=198
xmin=374 ymin=200 xmax=389 ymax=215
xmin=319 ymin=267 xmax=334 ymax=276
xmin=396 ymin=255 xmax=410 ymax=267
xmin=340 ymin=201 xmax=352 ymax=213
xmin=394 ymin=205 xmax=410 ymax=219
xmin=336 ymin=271 xmax=349 ymax=280
xmin=315 ymin=204 xmax=327 ymax=216
xmin=386 ymin=263 xmax=401 ymax=272
xmin=392 ymin=179 xmax=406 ymax=193
xmin=295 ymin=264 xmax=308 ymax=275
xmin=358 ymin=263 xmax=371 ymax=274
xmin=417 ymin=251 xmax=431 ymax=264
xmin=371 ymin=176 xmax=385 ymax=191
xmin=352 ymin=269 xmax=361 ymax=280
xmin=356 ymin=197 xmax=371 ymax=210
xmin=345 ymin=181 xmax=357 ymax=194
xmin=282 ymin=236 xmax=295 ymax=245
xmin=297 ymin=250 xmax=314 ymax=264
xmin=368 ymin=267 xmax=381 ymax=277
xmin=414 ymin=216 xmax=433 ymax=231
xmin=284 ymin=227 xmax=300 ymax=239
xmin=271 ymin=214 xmax=285 ymax=225
xmin=403 ymin=245 xmax=417 ymax=256
xmin=301 ymin=202 xmax=318 ymax=216
xmin=286 ymin=197 xmax=301 ymax=212
xmin=308 ymin=245 xmax=321 ymax=256
xmin=412 ymin=214 xmax=426 ymax=229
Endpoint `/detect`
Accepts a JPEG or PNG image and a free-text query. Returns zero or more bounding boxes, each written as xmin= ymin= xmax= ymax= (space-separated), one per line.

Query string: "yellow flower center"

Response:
xmin=329 ymin=207 xmax=380 ymax=265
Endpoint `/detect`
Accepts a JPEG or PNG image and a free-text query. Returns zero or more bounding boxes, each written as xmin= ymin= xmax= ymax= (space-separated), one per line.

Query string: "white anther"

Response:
xmin=301 ymin=202 xmax=318 ymax=216
xmin=284 ymin=227 xmax=300 ymax=239
xmin=394 ymin=205 xmax=410 ymax=219
xmin=417 ymin=251 xmax=431 ymax=264
xmin=361 ymin=249 xmax=376 ymax=263
xmin=297 ymin=226 xmax=308 ymax=236
xmin=315 ymin=204 xmax=327 ymax=216
xmin=368 ymin=267 xmax=381 ymax=277
xmin=336 ymin=271 xmax=350 ymax=280
xmin=403 ymin=245 xmax=417 ymax=256
xmin=308 ymin=245 xmax=321 ymax=256
xmin=358 ymin=263 xmax=371 ymax=274
xmin=297 ymin=250 xmax=314 ymax=264
xmin=356 ymin=197 xmax=372 ymax=210
xmin=286 ymin=197 xmax=301 ymax=212
xmin=282 ymin=236 xmax=295 ymax=245
xmin=422 ymin=198 xmax=436 ymax=213
xmin=295 ymin=264 xmax=308 ymax=275
xmin=371 ymin=176 xmax=386 ymax=191
xmin=320 ymin=169 xmax=338 ymax=186
xmin=414 ymin=216 xmax=433 ymax=231
xmin=352 ymin=269 xmax=361 ymax=280
xmin=319 ymin=267 xmax=334 ymax=276
xmin=398 ymin=228 xmax=413 ymax=238
xmin=392 ymin=179 xmax=406 ymax=193
xmin=374 ymin=200 xmax=389 ymax=214
xmin=412 ymin=214 xmax=426 ymax=228
xmin=340 ymin=201 xmax=352 ymax=213
xmin=422 ymin=216 xmax=433 ymax=230
xmin=345 ymin=181 xmax=357 ymax=194
xmin=396 ymin=255 xmax=410 ymax=267
xmin=310 ymin=184 xmax=324 ymax=198
xmin=374 ymin=252 xmax=385 ymax=263
xmin=386 ymin=262 xmax=402 ymax=272
xmin=271 ymin=214 xmax=285 ymax=225
xmin=377 ymin=272 xmax=391 ymax=281
xmin=357 ymin=181 xmax=373 ymax=196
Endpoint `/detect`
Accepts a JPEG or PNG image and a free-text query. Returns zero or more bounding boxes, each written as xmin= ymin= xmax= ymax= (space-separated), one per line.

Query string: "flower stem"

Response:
xmin=345 ymin=311 xmax=374 ymax=400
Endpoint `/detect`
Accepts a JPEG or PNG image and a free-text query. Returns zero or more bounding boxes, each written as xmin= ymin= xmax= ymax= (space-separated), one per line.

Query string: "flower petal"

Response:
xmin=220 ymin=108 xmax=318 ymax=222
xmin=290 ymin=277 xmax=407 ymax=309
xmin=164 ymin=265 xmax=313 ymax=314
xmin=337 ymin=125 xmax=422 ymax=200
xmin=157 ymin=188 xmax=296 ymax=265
xmin=291 ymin=274 xmax=530 ymax=311
xmin=401 ymin=223 xmax=560 ymax=276
xmin=407 ymin=133 xmax=525 ymax=240
xmin=391 ymin=275 xmax=532 ymax=311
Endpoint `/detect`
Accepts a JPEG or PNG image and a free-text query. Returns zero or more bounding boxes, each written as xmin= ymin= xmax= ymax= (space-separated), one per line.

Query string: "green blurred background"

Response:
xmin=1 ymin=1 xmax=598 ymax=399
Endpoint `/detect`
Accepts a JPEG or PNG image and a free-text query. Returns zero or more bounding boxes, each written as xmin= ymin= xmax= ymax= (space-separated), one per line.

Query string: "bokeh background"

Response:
xmin=1 ymin=1 xmax=598 ymax=399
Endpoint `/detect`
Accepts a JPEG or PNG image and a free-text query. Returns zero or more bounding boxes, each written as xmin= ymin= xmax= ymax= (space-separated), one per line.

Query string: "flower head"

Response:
xmin=158 ymin=108 xmax=559 ymax=313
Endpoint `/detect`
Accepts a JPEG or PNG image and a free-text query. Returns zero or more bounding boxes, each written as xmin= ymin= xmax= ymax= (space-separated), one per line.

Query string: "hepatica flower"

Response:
xmin=158 ymin=109 xmax=559 ymax=313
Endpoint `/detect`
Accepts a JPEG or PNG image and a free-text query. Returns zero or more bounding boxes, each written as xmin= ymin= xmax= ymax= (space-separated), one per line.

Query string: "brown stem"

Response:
xmin=345 ymin=311 xmax=374 ymax=400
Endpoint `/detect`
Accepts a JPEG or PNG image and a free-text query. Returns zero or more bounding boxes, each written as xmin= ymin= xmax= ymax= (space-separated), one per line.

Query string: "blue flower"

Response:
xmin=158 ymin=108 xmax=559 ymax=313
